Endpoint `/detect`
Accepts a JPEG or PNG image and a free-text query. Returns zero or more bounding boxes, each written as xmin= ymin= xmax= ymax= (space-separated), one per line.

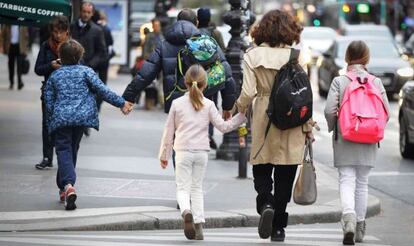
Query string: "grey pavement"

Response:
xmin=0 ymin=49 xmax=380 ymax=232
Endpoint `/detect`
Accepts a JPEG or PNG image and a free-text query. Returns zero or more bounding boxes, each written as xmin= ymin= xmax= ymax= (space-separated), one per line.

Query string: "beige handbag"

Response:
xmin=293 ymin=139 xmax=317 ymax=205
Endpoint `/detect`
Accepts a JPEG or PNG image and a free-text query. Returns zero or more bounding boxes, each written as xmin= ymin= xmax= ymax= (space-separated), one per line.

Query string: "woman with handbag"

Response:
xmin=34 ymin=15 xmax=70 ymax=171
xmin=0 ymin=24 xmax=29 ymax=90
xmin=324 ymin=41 xmax=390 ymax=245
xmin=233 ymin=10 xmax=315 ymax=242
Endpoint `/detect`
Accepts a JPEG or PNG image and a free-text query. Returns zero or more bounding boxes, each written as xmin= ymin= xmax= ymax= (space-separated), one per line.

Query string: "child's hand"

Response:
xmin=51 ymin=60 xmax=61 ymax=70
xmin=160 ymin=160 xmax=168 ymax=169
xmin=223 ymin=110 xmax=232 ymax=121
xmin=121 ymin=101 xmax=134 ymax=115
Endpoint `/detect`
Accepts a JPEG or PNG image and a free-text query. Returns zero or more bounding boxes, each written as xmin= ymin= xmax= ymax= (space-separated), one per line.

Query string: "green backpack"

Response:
xmin=171 ymin=35 xmax=226 ymax=99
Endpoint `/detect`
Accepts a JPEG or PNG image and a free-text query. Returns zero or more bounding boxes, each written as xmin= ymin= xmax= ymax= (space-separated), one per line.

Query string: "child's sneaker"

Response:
xmin=59 ymin=190 xmax=65 ymax=203
xmin=182 ymin=209 xmax=195 ymax=240
xmin=64 ymin=185 xmax=77 ymax=210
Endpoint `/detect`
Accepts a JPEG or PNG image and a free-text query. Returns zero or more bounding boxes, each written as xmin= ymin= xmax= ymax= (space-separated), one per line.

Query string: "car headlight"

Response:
xmin=339 ymin=67 xmax=346 ymax=76
xmin=397 ymin=67 xmax=414 ymax=77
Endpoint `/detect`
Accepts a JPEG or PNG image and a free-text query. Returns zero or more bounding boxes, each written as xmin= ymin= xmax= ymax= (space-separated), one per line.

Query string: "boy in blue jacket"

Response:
xmin=44 ymin=39 xmax=128 ymax=210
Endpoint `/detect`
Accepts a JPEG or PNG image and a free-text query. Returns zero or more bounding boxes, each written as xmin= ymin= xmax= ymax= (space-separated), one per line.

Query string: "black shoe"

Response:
xmin=258 ymin=204 xmax=274 ymax=239
xmin=35 ymin=158 xmax=53 ymax=170
xmin=209 ymin=137 xmax=217 ymax=149
xmin=271 ymin=228 xmax=285 ymax=242
xmin=83 ymin=128 xmax=90 ymax=137
xmin=18 ymin=82 xmax=24 ymax=90
xmin=9 ymin=84 xmax=13 ymax=90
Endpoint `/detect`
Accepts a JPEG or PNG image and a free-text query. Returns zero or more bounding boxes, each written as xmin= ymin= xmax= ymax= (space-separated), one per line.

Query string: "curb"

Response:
xmin=0 ymin=196 xmax=380 ymax=232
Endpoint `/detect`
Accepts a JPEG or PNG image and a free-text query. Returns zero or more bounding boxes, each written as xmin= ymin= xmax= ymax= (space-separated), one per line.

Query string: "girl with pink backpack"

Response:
xmin=324 ymin=41 xmax=390 ymax=245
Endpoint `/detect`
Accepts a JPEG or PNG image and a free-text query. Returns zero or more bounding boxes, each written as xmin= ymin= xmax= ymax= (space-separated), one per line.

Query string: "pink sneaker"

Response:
xmin=64 ymin=186 xmax=77 ymax=210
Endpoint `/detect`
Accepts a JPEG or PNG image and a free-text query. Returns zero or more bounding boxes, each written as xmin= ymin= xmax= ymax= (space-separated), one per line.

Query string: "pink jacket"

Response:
xmin=159 ymin=94 xmax=246 ymax=161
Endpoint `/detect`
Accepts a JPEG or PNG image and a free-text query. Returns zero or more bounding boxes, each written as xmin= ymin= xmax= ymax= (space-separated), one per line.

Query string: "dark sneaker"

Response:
xmin=258 ymin=204 xmax=274 ymax=239
xmin=18 ymin=82 xmax=24 ymax=90
xmin=271 ymin=228 xmax=285 ymax=242
xmin=64 ymin=186 xmax=77 ymax=210
xmin=182 ymin=210 xmax=195 ymax=240
xmin=83 ymin=128 xmax=90 ymax=137
xmin=35 ymin=158 xmax=53 ymax=170
xmin=209 ymin=137 xmax=217 ymax=149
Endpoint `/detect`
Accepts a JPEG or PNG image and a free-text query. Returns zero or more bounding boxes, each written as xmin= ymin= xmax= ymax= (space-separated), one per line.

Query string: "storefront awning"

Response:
xmin=0 ymin=0 xmax=71 ymax=27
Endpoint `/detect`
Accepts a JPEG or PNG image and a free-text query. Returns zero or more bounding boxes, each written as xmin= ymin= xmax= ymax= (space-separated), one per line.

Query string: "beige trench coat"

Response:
xmin=235 ymin=43 xmax=313 ymax=165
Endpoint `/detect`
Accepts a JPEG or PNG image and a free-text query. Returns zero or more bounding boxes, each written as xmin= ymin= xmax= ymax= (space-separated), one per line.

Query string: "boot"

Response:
xmin=194 ymin=223 xmax=204 ymax=240
xmin=355 ymin=221 xmax=366 ymax=243
xmin=341 ymin=213 xmax=356 ymax=245
xmin=258 ymin=204 xmax=274 ymax=239
xmin=182 ymin=209 xmax=195 ymax=240
xmin=271 ymin=212 xmax=288 ymax=242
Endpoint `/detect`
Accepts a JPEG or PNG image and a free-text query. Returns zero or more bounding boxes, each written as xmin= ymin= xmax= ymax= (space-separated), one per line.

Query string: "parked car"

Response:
xmin=399 ymin=81 xmax=414 ymax=158
xmin=341 ymin=24 xmax=393 ymax=40
xmin=300 ymin=26 xmax=337 ymax=65
xmin=129 ymin=0 xmax=156 ymax=47
xmin=318 ymin=36 xmax=414 ymax=98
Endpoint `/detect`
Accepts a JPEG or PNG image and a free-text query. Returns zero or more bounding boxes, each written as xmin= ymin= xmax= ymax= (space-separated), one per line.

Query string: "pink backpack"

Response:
xmin=338 ymin=72 xmax=388 ymax=144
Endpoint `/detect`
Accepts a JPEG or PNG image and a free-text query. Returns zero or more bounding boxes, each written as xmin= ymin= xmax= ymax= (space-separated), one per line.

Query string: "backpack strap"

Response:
xmin=177 ymin=50 xmax=184 ymax=76
xmin=289 ymin=48 xmax=300 ymax=63
xmin=252 ymin=119 xmax=272 ymax=159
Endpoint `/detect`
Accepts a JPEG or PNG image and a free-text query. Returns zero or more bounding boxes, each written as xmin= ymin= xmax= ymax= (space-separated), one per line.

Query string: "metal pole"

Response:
xmin=380 ymin=0 xmax=386 ymax=25
xmin=217 ymin=0 xmax=245 ymax=161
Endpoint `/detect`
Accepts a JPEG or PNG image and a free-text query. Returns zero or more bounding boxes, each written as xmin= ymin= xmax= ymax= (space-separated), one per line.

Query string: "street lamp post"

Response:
xmin=217 ymin=0 xmax=254 ymax=178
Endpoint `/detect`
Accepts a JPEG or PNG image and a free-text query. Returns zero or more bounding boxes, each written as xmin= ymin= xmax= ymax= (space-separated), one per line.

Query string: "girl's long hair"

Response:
xmin=184 ymin=64 xmax=207 ymax=111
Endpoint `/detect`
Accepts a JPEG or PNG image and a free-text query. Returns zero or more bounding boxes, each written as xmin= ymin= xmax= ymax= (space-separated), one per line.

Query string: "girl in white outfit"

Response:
xmin=159 ymin=64 xmax=246 ymax=240
xmin=324 ymin=41 xmax=390 ymax=245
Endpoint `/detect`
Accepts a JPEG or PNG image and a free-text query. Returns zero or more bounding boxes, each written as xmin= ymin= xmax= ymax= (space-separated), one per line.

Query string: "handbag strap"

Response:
xmin=304 ymin=139 xmax=313 ymax=162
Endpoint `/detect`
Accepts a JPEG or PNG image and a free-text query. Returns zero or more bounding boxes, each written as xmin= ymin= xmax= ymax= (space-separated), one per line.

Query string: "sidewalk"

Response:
xmin=0 ymin=53 xmax=380 ymax=232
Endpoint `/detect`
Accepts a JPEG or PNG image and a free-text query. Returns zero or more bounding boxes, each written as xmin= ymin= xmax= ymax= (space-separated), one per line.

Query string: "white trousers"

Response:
xmin=175 ymin=150 xmax=208 ymax=224
xmin=338 ymin=166 xmax=372 ymax=222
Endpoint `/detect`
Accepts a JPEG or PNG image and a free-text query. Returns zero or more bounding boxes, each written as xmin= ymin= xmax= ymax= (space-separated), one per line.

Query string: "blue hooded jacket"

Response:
xmin=122 ymin=20 xmax=236 ymax=113
xmin=44 ymin=65 xmax=125 ymax=133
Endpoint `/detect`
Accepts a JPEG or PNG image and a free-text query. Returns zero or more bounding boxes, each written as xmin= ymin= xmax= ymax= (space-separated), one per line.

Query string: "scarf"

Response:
xmin=48 ymin=35 xmax=68 ymax=56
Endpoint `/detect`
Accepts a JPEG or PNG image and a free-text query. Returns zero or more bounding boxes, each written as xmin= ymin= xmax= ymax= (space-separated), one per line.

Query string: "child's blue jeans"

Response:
xmin=54 ymin=126 xmax=84 ymax=191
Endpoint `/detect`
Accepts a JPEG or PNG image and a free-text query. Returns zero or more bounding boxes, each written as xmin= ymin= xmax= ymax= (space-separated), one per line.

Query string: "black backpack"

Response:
xmin=254 ymin=49 xmax=313 ymax=158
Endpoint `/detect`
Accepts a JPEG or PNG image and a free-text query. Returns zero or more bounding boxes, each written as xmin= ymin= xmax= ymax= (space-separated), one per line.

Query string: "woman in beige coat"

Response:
xmin=234 ymin=10 xmax=314 ymax=242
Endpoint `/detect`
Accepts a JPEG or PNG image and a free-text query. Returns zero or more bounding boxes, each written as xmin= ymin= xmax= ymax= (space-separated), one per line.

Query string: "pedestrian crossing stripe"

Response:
xmin=0 ymin=229 xmax=391 ymax=246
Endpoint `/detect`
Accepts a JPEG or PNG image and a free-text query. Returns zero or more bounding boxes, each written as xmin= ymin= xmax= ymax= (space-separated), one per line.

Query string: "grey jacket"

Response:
xmin=324 ymin=65 xmax=390 ymax=168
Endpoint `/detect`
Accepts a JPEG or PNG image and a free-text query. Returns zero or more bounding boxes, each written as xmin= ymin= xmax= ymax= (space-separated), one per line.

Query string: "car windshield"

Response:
xmin=346 ymin=29 xmax=391 ymax=38
xmin=131 ymin=1 xmax=154 ymax=12
xmin=302 ymin=29 xmax=335 ymax=40
xmin=337 ymin=40 xmax=400 ymax=59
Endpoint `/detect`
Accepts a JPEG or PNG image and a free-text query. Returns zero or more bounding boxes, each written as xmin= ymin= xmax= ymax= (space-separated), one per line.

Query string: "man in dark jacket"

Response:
xmin=95 ymin=10 xmax=115 ymax=111
xmin=70 ymin=1 xmax=107 ymax=72
xmin=122 ymin=9 xmax=236 ymax=117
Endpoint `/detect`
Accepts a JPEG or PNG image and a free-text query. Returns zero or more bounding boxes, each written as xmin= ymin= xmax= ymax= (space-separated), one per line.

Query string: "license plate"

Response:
xmin=380 ymin=77 xmax=392 ymax=86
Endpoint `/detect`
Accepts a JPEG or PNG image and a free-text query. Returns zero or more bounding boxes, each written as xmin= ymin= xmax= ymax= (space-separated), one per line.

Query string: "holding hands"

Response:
xmin=51 ymin=59 xmax=62 ymax=70
xmin=121 ymin=101 xmax=134 ymax=115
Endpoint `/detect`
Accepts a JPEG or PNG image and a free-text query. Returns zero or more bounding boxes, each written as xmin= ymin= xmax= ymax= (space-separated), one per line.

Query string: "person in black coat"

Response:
xmin=95 ymin=10 xmax=115 ymax=111
xmin=122 ymin=9 xmax=236 ymax=117
xmin=34 ymin=15 xmax=70 ymax=170
xmin=70 ymin=1 xmax=107 ymax=72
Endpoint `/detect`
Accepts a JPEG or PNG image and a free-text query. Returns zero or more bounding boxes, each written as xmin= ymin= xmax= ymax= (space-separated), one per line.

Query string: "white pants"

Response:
xmin=338 ymin=166 xmax=372 ymax=222
xmin=175 ymin=150 xmax=208 ymax=224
